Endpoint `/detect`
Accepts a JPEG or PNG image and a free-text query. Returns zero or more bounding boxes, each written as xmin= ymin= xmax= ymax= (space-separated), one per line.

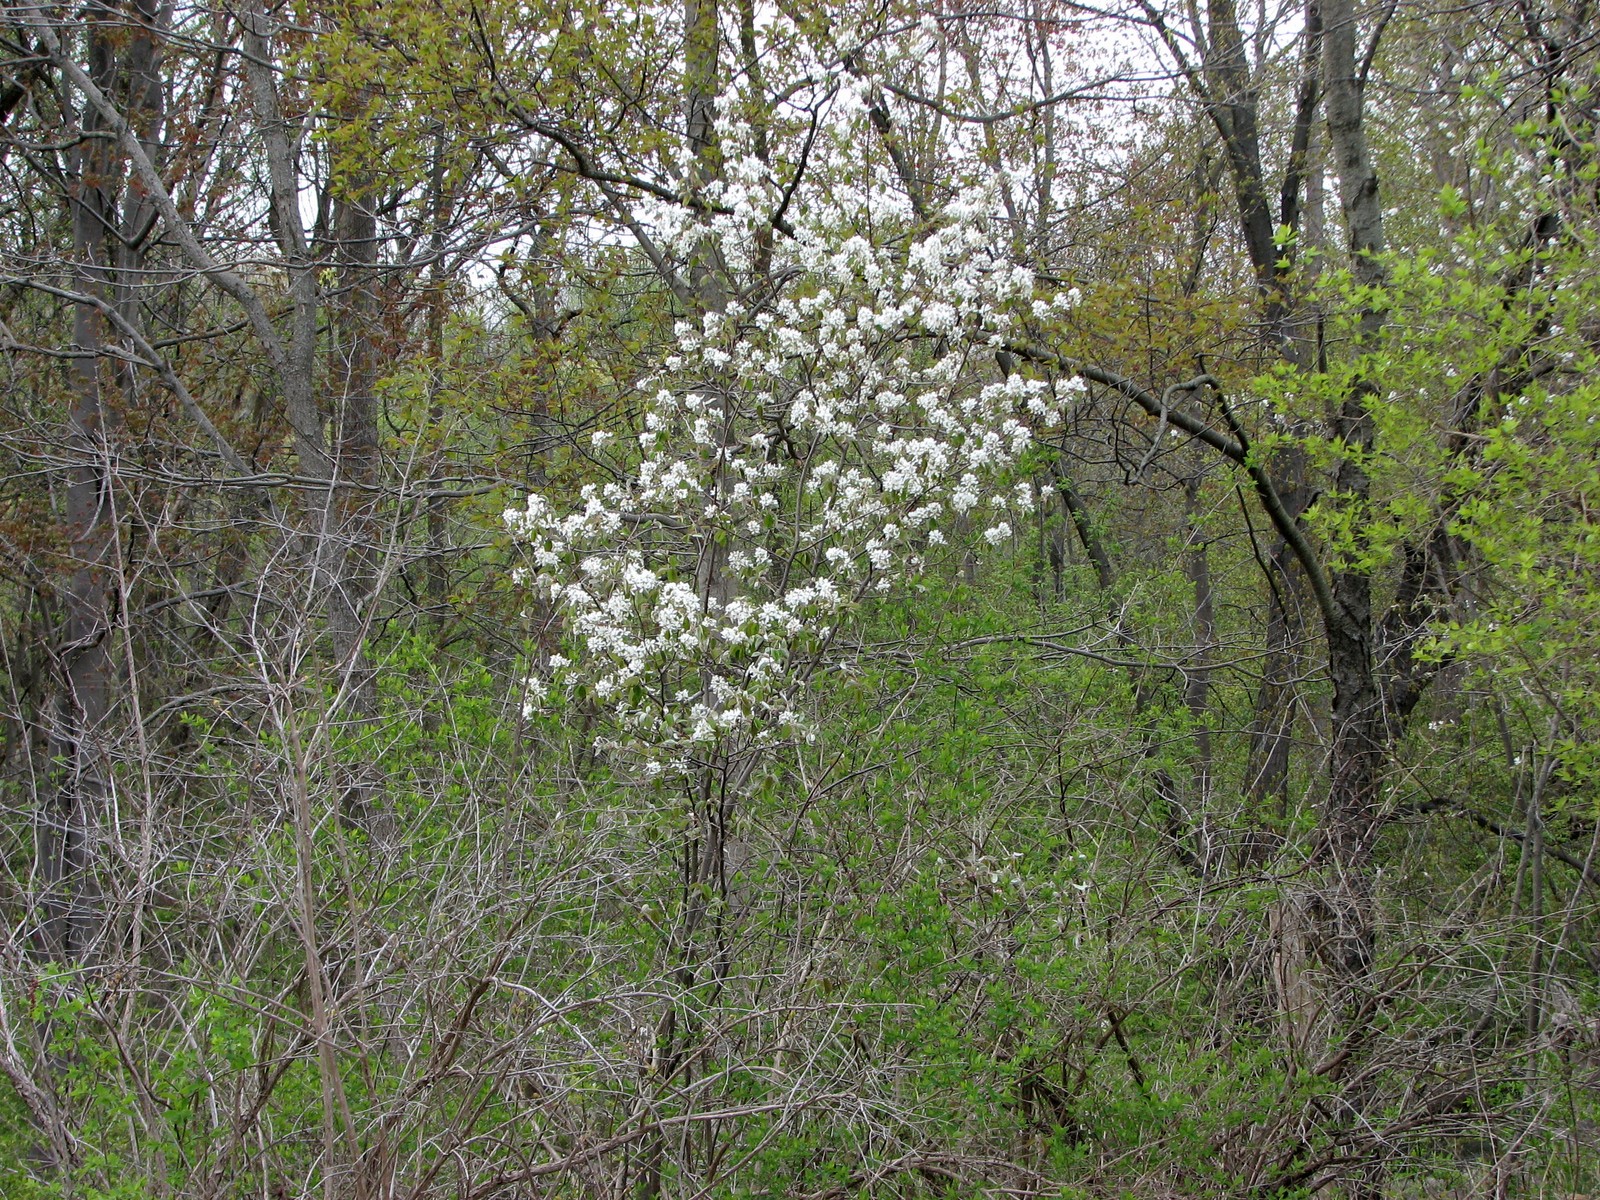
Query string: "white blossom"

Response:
xmin=505 ymin=170 xmax=1081 ymax=766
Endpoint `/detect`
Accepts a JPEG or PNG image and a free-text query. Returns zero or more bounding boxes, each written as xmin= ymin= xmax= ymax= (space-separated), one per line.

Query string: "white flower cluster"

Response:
xmin=506 ymin=183 xmax=1082 ymax=765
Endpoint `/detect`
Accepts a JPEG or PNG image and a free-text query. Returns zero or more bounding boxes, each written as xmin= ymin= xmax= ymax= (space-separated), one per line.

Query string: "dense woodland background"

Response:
xmin=2 ymin=0 xmax=1599 ymax=1195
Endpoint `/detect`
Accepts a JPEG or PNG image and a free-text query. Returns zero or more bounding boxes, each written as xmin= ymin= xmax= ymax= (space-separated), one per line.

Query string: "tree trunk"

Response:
xmin=45 ymin=83 xmax=115 ymax=959
xmin=38 ymin=1 xmax=164 ymax=963
xmin=328 ymin=174 xmax=387 ymax=835
xmin=1183 ymin=473 xmax=1219 ymax=875
xmin=1319 ymin=0 xmax=1388 ymax=972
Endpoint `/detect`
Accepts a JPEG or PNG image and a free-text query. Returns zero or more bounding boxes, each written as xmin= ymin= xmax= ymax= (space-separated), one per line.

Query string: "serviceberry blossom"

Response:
xmin=507 ymin=179 xmax=1078 ymax=767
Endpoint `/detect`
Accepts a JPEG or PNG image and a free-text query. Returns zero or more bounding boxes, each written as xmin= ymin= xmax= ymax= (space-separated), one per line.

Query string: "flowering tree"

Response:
xmin=507 ymin=180 xmax=1081 ymax=773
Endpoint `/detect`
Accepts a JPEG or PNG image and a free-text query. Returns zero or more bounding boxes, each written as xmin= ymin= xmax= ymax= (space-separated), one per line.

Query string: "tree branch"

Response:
xmin=1003 ymin=337 xmax=1343 ymax=637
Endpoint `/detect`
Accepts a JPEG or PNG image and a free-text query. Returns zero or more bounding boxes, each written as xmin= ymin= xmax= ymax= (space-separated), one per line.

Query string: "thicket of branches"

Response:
xmin=2 ymin=0 xmax=1600 ymax=1196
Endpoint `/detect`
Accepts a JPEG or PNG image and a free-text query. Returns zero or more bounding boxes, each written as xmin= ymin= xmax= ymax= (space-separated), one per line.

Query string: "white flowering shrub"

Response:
xmin=506 ymin=184 xmax=1083 ymax=768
